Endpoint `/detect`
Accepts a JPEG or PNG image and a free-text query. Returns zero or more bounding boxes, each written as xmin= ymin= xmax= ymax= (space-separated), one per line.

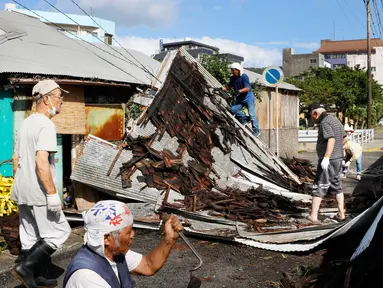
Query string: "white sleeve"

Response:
xmin=125 ymin=250 xmax=143 ymax=272
xmin=65 ymin=269 xmax=111 ymax=288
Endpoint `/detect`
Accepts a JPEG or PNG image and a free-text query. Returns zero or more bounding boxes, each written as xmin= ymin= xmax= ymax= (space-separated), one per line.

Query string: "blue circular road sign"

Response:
xmin=263 ymin=66 xmax=284 ymax=87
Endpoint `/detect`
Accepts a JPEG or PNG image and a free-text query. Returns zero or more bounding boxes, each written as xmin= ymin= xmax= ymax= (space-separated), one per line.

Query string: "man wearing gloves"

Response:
xmin=223 ymin=63 xmax=261 ymax=137
xmin=342 ymin=140 xmax=363 ymax=180
xmin=11 ymin=80 xmax=71 ymax=288
xmin=64 ymin=200 xmax=184 ymax=287
xmin=307 ymin=103 xmax=346 ymax=223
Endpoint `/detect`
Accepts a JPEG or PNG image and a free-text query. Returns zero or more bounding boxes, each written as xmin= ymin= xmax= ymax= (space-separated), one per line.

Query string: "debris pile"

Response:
xmin=282 ymin=157 xmax=316 ymax=183
xmin=0 ymin=214 xmax=21 ymax=255
xmin=182 ymin=187 xmax=309 ymax=229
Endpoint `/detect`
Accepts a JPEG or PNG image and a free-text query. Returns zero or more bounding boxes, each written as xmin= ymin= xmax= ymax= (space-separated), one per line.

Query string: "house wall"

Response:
xmin=347 ymin=48 xmax=383 ymax=85
xmin=12 ymin=83 xmax=133 ymax=202
xmin=0 ymin=90 xmax=14 ymax=176
xmin=255 ymin=89 xmax=299 ymax=157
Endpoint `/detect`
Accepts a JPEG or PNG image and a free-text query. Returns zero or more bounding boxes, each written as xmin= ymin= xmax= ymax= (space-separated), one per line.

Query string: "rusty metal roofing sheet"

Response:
xmin=71 ymin=135 xmax=160 ymax=203
xmin=85 ymin=104 xmax=125 ymax=141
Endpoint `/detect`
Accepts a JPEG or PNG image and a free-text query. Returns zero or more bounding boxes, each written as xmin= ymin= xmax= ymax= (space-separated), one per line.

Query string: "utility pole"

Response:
xmin=367 ymin=0 xmax=373 ymax=128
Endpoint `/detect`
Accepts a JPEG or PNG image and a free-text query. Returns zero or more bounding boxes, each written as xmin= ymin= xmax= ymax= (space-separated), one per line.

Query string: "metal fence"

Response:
xmin=298 ymin=129 xmax=374 ymax=146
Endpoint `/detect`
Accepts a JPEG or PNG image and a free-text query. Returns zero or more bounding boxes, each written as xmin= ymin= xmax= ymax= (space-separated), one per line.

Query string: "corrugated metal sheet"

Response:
xmin=71 ymin=135 xmax=160 ymax=203
xmin=234 ymin=195 xmax=383 ymax=252
xmin=85 ymin=104 xmax=125 ymax=141
xmin=0 ymin=11 xmax=160 ymax=85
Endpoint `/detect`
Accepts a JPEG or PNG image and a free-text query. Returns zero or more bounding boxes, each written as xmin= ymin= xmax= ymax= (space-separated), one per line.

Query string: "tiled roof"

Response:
xmin=315 ymin=38 xmax=383 ymax=54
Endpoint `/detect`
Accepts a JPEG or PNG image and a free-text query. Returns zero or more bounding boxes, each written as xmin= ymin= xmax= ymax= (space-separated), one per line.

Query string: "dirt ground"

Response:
xmin=7 ymin=229 xmax=323 ymax=288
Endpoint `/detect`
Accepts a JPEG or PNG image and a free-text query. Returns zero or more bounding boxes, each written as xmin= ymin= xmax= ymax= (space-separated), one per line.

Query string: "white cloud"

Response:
xmin=116 ymin=36 xmax=282 ymax=67
xmin=55 ymin=0 xmax=179 ymax=28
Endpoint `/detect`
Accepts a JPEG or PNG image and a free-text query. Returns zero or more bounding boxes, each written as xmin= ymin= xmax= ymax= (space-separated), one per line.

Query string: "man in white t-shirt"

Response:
xmin=11 ymin=80 xmax=71 ymax=288
xmin=63 ymin=200 xmax=184 ymax=288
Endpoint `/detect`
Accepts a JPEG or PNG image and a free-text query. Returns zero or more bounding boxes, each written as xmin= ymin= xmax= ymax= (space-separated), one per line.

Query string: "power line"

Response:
xmin=69 ymin=0 xmax=159 ymax=82
xmin=336 ymin=0 xmax=358 ymax=33
xmin=369 ymin=4 xmax=383 ymax=60
xmin=343 ymin=0 xmax=366 ymax=29
xmin=41 ymin=1 xmax=137 ymax=69
xmin=372 ymin=0 xmax=383 ymax=37
xmin=11 ymin=0 xmax=145 ymax=84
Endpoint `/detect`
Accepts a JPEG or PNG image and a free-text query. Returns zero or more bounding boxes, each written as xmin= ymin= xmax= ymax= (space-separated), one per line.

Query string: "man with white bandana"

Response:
xmin=11 ymin=80 xmax=71 ymax=288
xmin=63 ymin=200 xmax=184 ymax=288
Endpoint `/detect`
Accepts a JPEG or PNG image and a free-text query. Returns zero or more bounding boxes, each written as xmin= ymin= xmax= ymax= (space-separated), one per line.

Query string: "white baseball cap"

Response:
xmin=230 ymin=62 xmax=243 ymax=75
xmin=32 ymin=80 xmax=69 ymax=100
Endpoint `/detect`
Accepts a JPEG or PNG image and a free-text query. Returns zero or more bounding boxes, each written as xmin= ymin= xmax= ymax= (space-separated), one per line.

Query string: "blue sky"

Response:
xmin=1 ymin=0 xmax=370 ymax=66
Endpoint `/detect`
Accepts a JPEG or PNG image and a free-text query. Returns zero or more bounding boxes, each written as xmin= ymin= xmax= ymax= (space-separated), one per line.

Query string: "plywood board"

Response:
xmin=52 ymin=85 xmax=85 ymax=134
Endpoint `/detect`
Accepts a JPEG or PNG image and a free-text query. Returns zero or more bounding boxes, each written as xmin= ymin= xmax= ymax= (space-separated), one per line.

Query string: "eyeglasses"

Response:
xmin=51 ymin=95 xmax=64 ymax=101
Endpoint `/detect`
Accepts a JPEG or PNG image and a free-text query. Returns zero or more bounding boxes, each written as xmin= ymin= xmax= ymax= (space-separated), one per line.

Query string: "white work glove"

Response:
xmin=344 ymin=161 xmax=351 ymax=168
xmin=47 ymin=193 xmax=62 ymax=214
xmin=321 ymin=157 xmax=330 ymax=171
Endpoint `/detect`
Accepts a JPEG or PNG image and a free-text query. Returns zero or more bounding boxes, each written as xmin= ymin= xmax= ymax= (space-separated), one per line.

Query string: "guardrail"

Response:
xmin=298 ymin=129 xmax=374 ymax=146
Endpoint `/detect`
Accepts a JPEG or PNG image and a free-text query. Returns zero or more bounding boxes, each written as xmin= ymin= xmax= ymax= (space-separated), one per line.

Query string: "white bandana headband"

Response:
xmin=82 ymin=200 xmax=134 ymax=257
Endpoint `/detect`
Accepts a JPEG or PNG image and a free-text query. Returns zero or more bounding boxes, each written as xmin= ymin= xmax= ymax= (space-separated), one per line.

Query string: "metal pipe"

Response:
xmin=178 ymin=232 xmax=203 ymax=272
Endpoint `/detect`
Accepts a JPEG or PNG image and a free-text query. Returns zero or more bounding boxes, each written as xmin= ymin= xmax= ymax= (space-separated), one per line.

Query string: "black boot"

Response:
xmin=11 ymin=239 xmax=57 ymax=288
xmin=15 ymin=249 xmax=28 ymax=264
xmin=15 ymin=248 xmax=58 ymax=287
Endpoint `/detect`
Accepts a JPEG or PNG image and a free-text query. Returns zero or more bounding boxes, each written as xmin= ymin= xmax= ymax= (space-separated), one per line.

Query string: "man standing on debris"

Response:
xmin=64 ymin=200 xmax=184 ymax=288
xmin=223 ymin=63 xmax=261 ymax=137
xmin=11 ymin=80 xmax=71 ymax=288
xmin=308 ymin=103 xmax=347 ymax=223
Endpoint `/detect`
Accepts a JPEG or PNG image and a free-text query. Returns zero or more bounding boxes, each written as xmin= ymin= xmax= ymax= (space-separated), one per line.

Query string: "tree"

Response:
xmin=200 ymin=53 xmax=263 ymax=104
xmin=285 ymin=66 xmax=383 ymax=126
xmin=200 ymin=52 xmax=231 ymax=85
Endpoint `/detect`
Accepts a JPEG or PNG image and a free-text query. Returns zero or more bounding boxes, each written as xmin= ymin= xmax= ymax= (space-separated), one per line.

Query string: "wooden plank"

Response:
xmin=73 ymin=181 xmax=100 ymax=212
xmin=52 ymin=85 xmax=85 ymax=134
xmin=223 ymin=109 xmax=302 ymax=185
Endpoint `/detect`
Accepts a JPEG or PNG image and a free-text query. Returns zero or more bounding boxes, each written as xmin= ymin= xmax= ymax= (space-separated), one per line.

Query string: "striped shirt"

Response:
xmin=316 ymin=114 xmax=345 ymax=160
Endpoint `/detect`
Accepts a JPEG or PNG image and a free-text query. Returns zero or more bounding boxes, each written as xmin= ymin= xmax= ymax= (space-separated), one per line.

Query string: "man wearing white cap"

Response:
xmin=63 ymin=200 xmax=184 ymax=287
xmin=222 ymin=63 xmax=260 ymax=137
xmin=11 ymin=80 xmax=71 ymax=288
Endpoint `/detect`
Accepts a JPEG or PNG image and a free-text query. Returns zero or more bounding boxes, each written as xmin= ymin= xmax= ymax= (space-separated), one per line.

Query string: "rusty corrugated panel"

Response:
xmin=85 ymin=104 xmax=125 ymax=141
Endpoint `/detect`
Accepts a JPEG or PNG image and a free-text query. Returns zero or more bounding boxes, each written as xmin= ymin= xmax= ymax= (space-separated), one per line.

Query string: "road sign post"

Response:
xmin=262 ymin=66 xmax=284 ymax=157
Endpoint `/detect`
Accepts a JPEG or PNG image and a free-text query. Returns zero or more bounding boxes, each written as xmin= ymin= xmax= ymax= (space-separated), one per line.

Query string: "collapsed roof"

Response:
xmin=71 ymin=49 xmax=379 ymax=252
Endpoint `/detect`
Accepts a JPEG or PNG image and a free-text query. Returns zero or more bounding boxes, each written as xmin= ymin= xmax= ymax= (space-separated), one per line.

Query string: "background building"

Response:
xmin=4 ymin=2 xmax=115 ymax=44
xmin=283 ymin=38 xmax=383 ymax=85
xmin=282 ymin=48 xmax=330 ymax=77
xmin=154 ymin=38 xmax=244 ymax=63
xmin=315 ymin=38 xmax=383 ymax=85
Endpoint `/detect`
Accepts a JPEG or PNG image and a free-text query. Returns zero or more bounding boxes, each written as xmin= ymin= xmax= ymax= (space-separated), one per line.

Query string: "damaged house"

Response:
xmin=0 ymin=11 xmax=160 ymax=200
xmin=70 ymin=48 xmax=380 ymax=253
xmin=1 ymin=10 xmax=380 ymax=255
